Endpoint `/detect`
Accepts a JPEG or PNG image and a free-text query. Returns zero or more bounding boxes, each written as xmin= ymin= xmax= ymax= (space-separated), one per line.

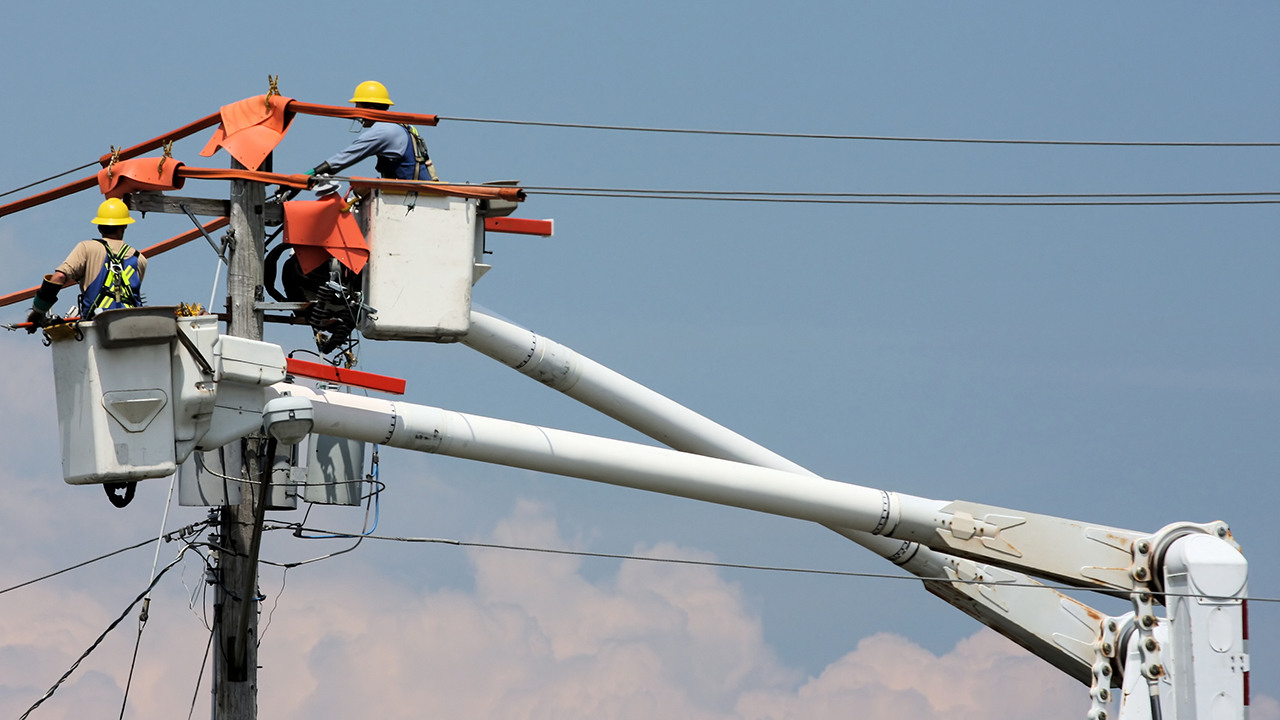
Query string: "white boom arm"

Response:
xmin=460 ymin=307 xmax=1103 ymax=684
xmin=266 ymin=380 xmax=1249 ymax=719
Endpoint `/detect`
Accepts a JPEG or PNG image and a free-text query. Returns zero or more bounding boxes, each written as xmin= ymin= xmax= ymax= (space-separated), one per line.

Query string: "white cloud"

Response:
xmin=0 ymin=498 xmax=1124 ymax=720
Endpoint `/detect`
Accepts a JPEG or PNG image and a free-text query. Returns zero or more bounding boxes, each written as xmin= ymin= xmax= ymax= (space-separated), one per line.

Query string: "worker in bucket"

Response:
xmin=307 ymin=80 xmax=440 ymax=182
xmin=27 ymin=198 xmax=147 ymax=331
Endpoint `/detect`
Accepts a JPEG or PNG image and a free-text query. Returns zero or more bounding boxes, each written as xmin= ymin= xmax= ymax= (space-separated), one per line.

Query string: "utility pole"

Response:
xmin=213 ymin=159 xmax=267 ymax=720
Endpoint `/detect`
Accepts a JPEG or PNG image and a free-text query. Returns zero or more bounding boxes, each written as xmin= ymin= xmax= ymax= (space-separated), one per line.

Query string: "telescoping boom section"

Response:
xmin=44 ymin=307 xmax=1249 ymax=720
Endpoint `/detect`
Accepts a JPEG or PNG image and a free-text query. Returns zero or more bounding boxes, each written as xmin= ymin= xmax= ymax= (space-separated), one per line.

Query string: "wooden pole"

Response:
xmin=213 ymin=159 xmax=267 ymax=720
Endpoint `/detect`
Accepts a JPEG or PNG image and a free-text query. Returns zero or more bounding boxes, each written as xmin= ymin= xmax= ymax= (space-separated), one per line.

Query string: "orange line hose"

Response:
xmin=288 ymin=102 xmax=438 ymax=126
xmin=0 ymin=175 xmax=99 ymax=220
xmin=96 ymin=113 xmax=222 ymax=167
xmin=347 ymin=177 xmax=525 ymax=201
xmin=176 ymin=166 xmax=312 ymax=188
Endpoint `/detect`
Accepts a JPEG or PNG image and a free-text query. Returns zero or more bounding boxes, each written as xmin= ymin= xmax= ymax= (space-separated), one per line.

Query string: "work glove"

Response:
xmin=425 ymin=160 xmax=440 ymax=182
xmin=309 ymin=162 xmax=335 ymax=177
xmin=25 ymin=308 xmax=47 ymax=333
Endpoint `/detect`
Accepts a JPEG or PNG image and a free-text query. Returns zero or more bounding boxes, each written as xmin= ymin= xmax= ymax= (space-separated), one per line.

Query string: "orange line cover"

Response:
xmin=177 ymin=166 xmax=312 ymax=188
xmin=199 ymin=95 xmax=296 ymax=171
xmin=288 ymin=102 xmax=438 ymax=127
xmin=282 ymin=194 xmax=369 ymax=274
xmin=347 ymin=178 xmax=525 ymax=202
xmin=98 ymin=157 xmax=186 ymax=199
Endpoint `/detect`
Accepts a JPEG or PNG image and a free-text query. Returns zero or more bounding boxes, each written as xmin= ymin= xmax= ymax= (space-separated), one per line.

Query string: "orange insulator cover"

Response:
xmin=282 ymin=194 xmax=369 ymax=275
xmin=345 ymin=178 xmax=526 ymax=202
xmin=199 ymin=94 xmax=296 ymax=171
xmin=97 ymin=157 xmax=187 ymax=198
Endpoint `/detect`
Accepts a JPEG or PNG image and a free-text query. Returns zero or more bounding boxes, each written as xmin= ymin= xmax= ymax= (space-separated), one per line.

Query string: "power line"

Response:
xmin=0 ymin=538 xmax=155 ymax=596
xmin=439 ymin=115 xmax=1280 ymax=148
xmin=269 ymin=524 xmax=1280 ymax=604
xmin=187 ymin=625 xmax=215 ymax=720
xmin=523 ymin=186 xmax=1280 ymax=199
xmin=528 ymin=189 xmax=1280 ymax=207
xmin=0 ymin=162 xmax=99 ymax=199
xmin=19 ymin=549 xmax=190 ymax=720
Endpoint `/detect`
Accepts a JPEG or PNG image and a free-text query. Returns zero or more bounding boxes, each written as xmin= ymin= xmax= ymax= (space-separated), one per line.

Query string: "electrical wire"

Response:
xmin=0 ymin=161 xmax=99 ymax=199
xmin=0 ymin=538 xmax=157 ymax=597
xmin=257 ymin=566 xmax=289 ymax=648
xmin=528 ymin=189 xmax=1280 ymax=207
xmin=187 ymin=624 xmax=216 ymax=720
xmin=271 ymin=525 xmax=1280 ymax=604
xmin=19 ymin=548 xmax=192 ymax=720
xmin=522 ymin=185 xmax=1280 ymax=200
xmin=438 ymin=115 xmax=1280 ymax=148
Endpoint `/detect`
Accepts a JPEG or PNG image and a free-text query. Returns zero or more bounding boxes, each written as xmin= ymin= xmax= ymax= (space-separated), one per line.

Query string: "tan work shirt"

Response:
xmin=56 ymin=238 xmax=148 ymax=293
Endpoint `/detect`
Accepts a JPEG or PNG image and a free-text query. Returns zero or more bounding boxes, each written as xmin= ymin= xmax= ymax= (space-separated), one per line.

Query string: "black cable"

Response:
xmin=0 ymin=538 xmax=155 ymax=597
xmin=20 ymin=550 xmax=189 ymax=720
xmin=187 ymin=624 xmax=215 ymax=720
xmin=522 ymin=185 xmax=1280 ymax=199
xmin=0 ymin=161 xmax=99 ymax=199
xmin=117 ymin=600 xmax=148 ymax=720
xmin=270 ymin=524 xmax=1280 ymax=604
xmin=438 ymin=115 xmax=1280 ymax=148
xmin=529 ymin=190 xmax=1280 ymax=207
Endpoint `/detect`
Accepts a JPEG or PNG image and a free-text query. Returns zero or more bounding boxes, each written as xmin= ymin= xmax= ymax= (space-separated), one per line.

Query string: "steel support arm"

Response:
xmin=461 ymin=308 xmax=1103 ymax=682
xmin=268 ymin=382 xmax=1147 ymax=595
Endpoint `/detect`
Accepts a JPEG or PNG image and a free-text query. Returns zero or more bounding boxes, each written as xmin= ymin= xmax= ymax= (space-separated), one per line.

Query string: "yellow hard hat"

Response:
xmin=91 ymin=198 xmax=135 ymax=226
xmin=350 ymin=80 xmax=394 ymax=106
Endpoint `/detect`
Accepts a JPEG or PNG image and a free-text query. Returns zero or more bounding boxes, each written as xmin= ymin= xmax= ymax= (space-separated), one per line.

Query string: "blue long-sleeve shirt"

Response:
xmin=325 ymin=122 xmax=412 ymax=174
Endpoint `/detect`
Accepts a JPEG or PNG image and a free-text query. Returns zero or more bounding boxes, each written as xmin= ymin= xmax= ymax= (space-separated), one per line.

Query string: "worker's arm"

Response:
xmin=27 ymin=272 xmax=68 ymax=331
xmin=317 ymin=123 xmax=401 ymax=175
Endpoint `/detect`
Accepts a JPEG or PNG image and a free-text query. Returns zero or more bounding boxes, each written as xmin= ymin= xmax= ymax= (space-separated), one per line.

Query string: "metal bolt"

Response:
xmin=1102 ymin=642 xmax=1114 ymax=656
xmin=1098 ymin=711 xmax=1107 ymax=720
xmin=1137 ymin=541 xmax=1150 ymax=554
xmin=1149 ymin=664 xmax=1163 ymax=677
xmin=1145 ymin=638 xmax=1158 ymax=651
xmin=1101 ymin=664 xmax=1110 ymax=677
xmin=1133 ymin=566 xmax=1148 ymax=580
xmin=1141 ymin=615 xmax=1157 ymax=628
xmin=1217 ymin=526 xmax=1228 ymax=538
xmin=1139 ymin=593 xmax=1152 ymax=603
xmin=1107 ymin=620 xmax=1118 ymax=632
xmin=1099 ymin=689 xmax=1110 ymax=702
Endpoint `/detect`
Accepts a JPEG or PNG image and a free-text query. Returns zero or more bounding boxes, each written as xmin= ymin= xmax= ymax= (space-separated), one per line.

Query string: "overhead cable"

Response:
xmin=528 ymin=189 xmax=1280 ymax=207
xmin=19 ymin=549 xmax=191 ymax=720
xmin=0 ymin=539 xmax=155 ymax=597
xmin=523 ymin=185 xmax=1280 ymax=200
xmin=0 ymin=521 xmax=211 ymax=599
xmin=267 ymin=524 xmax=1280 ymax=604
xmin=439 ymin=115 xmax=1280 ymax=148
xmin=0 ymin=162 xmax=99 ymax=200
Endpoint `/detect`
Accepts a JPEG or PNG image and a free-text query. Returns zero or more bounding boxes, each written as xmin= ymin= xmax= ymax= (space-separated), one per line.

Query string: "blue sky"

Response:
xmin=0 ymin=2 xmax=1276 ymax=717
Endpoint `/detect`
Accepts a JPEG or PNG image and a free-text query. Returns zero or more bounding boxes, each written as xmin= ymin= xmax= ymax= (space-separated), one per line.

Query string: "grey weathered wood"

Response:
xmin=214 ymin=160 xmax=267 ymax=720
xmin=128 ymin=191 xmax=282 ymax=225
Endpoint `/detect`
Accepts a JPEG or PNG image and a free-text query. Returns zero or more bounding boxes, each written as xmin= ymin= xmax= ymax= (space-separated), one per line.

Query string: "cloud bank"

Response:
xmin=0 ymin=499 xmax=1182 ymax=719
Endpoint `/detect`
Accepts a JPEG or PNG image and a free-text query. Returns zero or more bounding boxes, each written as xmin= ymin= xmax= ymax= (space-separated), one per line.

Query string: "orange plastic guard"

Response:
xmin=98 ymin=157 xmax=186 ymax=198
xmin=199 ymin=95 xmax=296 ymax=171
xmin=0 ymin=175 xmax=99 ymax=220
xmin=484 ymin=217 xmax=554 ymax=236
xmin=282 ymin=194 xmax=369 ymax=274
xmin=97 ymin=112 xmax=223 ymax=167
xmin=287 ymin=101 xmax=439 ymax=127
xmin=0 ymin=217 xmax=228 ymax=308
xmin=177 ymin=166 xmax=312 ymax=188
xmin=346 ymin=178 xmax=525 ymax=202
xmin=285 ymin=358 xmax=407 ymax=395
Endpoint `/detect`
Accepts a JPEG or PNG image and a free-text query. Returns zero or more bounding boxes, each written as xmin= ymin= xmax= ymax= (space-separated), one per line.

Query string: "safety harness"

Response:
xmin=401 ymin=124 xmax=438 ymax=181
xmin=80 ymin=239 xmax=142 ymax=319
